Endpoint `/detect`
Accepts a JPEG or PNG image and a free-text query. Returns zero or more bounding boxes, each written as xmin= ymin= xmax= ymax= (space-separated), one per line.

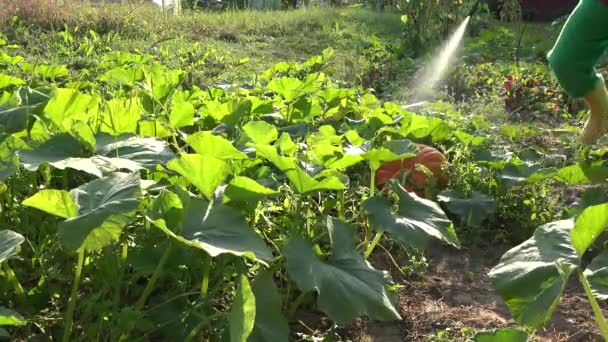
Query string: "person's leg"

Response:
xmin=547 ymin=0 xmax=608 ymax=144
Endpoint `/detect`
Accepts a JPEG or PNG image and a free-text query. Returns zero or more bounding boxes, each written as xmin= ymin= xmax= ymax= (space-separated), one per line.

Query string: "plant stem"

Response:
xmin=200 ymin=254 xmax=210 ymax=297
xmin=287 ymin=291 xmax=309 ymax=318
xmin=364 ymin=231 xmax=383 ymax=259
xmin=369 ymin=166 xmax=376 ymax=197
xmin=338 ymin=190 xmax=345 ymax=220
xmin=62 ymin=249 xmax=85 ymax=342
xmin=135 ymin=243 xmax=173 ymax=311
xmin=113 ymin=242 xmax=129 ymax=307
xmin=579 ymin=269 xmax=608 ymax=341
xmin=2 ymin=263 xmax=25 ymax=301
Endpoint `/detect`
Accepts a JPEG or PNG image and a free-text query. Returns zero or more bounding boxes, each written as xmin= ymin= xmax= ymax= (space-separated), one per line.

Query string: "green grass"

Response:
xmin=3 ymin=5 xmax=410 ymax=91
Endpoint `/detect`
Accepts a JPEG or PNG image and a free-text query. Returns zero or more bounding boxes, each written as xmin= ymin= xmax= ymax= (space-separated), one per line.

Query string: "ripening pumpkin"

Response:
xmin=375 ymin=144 xmax=448 ymax=197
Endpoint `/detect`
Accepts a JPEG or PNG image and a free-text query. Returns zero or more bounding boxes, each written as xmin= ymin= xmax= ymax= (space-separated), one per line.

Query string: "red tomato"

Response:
xmin=375 ymin=144 xmax=448 ymax=197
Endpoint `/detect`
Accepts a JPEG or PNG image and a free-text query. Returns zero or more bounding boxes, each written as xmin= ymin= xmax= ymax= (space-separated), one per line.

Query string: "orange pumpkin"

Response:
xmin=375 ymin=144 xmax=448 ymax=197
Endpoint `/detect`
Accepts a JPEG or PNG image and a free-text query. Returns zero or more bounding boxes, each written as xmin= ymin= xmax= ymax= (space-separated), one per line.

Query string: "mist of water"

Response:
xmin=410 ymin=16 xmax=471 ymax=102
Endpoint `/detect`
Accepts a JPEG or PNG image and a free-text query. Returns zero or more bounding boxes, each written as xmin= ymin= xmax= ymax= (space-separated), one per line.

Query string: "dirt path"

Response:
xmin=351 ymin=244 xmax=603 ymax=342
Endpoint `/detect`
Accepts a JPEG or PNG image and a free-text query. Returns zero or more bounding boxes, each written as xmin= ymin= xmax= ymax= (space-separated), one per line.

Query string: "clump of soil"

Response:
xmin=345 ymin=243 xmax=603 ymax=342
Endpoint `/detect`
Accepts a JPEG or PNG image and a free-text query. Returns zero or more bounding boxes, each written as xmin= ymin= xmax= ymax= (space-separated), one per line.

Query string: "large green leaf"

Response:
xmin=99 ymin=97 xmax=143 ymax=135
xmin=437 ymin=190 xmax=495 ymax=227
xmin=243 ymin=121 xmax=278 ymax=144
xmin=185 ymin=131 xmax=247 ymax=160
xmin=94 ymin=133 xmax=175 ymax=169
xmin=20 ymin=134 xmax=152 ymax=177
xmin=365 ymin=181 xmax=460 ymax=250
xmin=0 ymin=135 xmax=24 ymax=181
xmin=59 ymin=172 xmax=141 ymax=252
xmin=284 ymin=217 xmax=400 ymax=322
xmin=229 ymin=275 xmax=256 ymax=342
xmin=43 ymin=88 xmax=100 ymax=132
xmin=584 ymin=250 xmax=608 ymax=300
xmin=169 ymin=96 xmax=195 ymax=128
xmin=0 ymin=307 xmax=26 ymax=326
xmin=22 ymin=189 xmax=78 ymax=219
xmin=555 ymin=163 xmax=608 ymax=185
xmin=255 ymin=144 xmax=344 ymax=194
xmin=223 ymin=176 xmax=279 ymax=204
xmin=0 ymin=230 xmax=24 ymax=263
xmin=200 ymin=98 xmax=252 ymax=127
xmin=0 ymin=87 xmax=51 ymax=133
xmin=0 ymin=74 xmax=25 ymax=89
xmin=473 ymin=328 xmax=529 ymax=342
xmin=362 ymin=140 xmax=418 ymax=171
xmin=167 ymin=154 xmax=229 ymax=200
xmin=572 ymin=203 xmax=608 ymax=256
xmin=488 ymin=220 xmax=580 ymax=328
xmin=146 ymin=189 xmax=273 ymax=263
xmin=249 ymin=271 xmax=289 ymax=342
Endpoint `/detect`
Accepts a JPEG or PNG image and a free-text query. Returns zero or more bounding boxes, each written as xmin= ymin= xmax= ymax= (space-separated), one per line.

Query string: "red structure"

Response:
xmin=521 ymin=0 xmax=578 ymax=21
xmin=489 ymin=0 xmax=578 ymax=21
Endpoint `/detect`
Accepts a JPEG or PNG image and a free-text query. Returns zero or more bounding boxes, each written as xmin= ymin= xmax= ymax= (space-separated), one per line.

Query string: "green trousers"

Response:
xmin=548 ymin=0 xmax=608 ymax=98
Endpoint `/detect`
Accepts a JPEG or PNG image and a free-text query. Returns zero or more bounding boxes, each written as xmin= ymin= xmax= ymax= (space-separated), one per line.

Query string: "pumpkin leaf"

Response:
xmin=583 ymin=250 xmax=608 ymax=300
xmin=146 ymin=189 xmax=273 ymax=263
xmin=22 ymin=189 xmax=78 ymax=219
xmin=255 ymin=144 xmax=344 ymax=194
xmin=0 ymin=230 xmax=25 ymax=263
xmin=572 ymin=203 xmax=608 ymax=256
xmin=167 ymin=154 xmax=229 ymax=200
xmin=249 ymin=271 xmax=289 ymax=342
xmin=0 ymin=307 xmax=26 ymax=326
xmin=59 ymin=172 xmax=141 ymax=252
xmin=473 ymin=328 xmax=529 ymax=342
xmin=186 ymin=131 xmax=248 ymax=160
xmin=365 ymin=181 xmax=460 ymax=250
xmin=437 ymin=190 xmax=495 ymax=227
xmin=243 ymin=121 xmax=279 ymax=144
xmin=284 ymin=217 xmax=400 ymax=322
xmin=489 ymin=220 xmax=580 ymax=328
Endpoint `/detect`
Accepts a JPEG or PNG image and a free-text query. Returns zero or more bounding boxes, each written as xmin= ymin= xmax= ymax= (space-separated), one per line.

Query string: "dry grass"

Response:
xmin=0 ymin=0 xmax=161 ymax=36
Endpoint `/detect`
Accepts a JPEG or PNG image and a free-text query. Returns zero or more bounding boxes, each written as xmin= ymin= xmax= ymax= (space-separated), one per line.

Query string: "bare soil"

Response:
xmin=345 ymin=243 xmax=603 ymax=342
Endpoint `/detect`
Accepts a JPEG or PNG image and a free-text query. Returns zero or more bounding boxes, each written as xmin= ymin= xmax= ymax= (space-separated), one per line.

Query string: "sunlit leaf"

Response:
xmin=224 ymin=176 xmax=279 ymax=204
xmin=229 ymin=275 xmax=256 ymax=342
xmin=255 ymin=144 xmax=344 ymax=193
xmin=167 ymin=154 xmax=229 ymax=200
xmin=22 ymin=189 xmax=78 ymax=219
xmin=243 ymin=121 xmax=278 ymax=144
xmin=58 ymin=172 xmax=141 ymax=252
xmin=572 ymin=203 xmax=608 ymax=256
xmin=473 ymin=328 xmax=529 ymax=342
xmin=186 ymin=131 xmax=247 ymax=160
xmin=0 ymin=307 xmax=26 ymax=326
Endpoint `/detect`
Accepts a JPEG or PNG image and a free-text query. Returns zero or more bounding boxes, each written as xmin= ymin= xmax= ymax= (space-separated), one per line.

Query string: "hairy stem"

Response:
xmin=200 ymin=254 xmax=210 ymax=297
xmin=3 ymin=263 xmax=25 ymax=302
xmin=579 ymin=269 xmax=608 ymax=341
xmin=62 ymin=249 xmax=85 ymax=342
xmin=135 ymin=243 xmax=173 ymax=311
xmin=364 ymin=231 xmax=383 ymax=259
